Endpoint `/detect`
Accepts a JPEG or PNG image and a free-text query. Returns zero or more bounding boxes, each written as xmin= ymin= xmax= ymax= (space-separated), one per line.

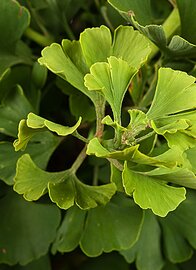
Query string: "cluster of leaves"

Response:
xmin=0 ymin=0 xmax=196 ymax=269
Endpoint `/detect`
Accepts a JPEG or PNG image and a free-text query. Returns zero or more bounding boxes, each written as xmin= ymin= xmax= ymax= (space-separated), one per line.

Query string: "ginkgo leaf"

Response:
xmin=87 ymin=137 xmax=184 ymax=168
xmin=186 ymin=146 xmax=196 ymax=174
xmin=147 ymin=68 xmax=196 ymax=120
xmin=84 ymin=56 xmax=137 ymax=122
xmin=38 ymin=43 xmax=88 ymax=95
xmin=120 ymin=211 xmax=164 ymax=270
xmin=49 ymin=175 xmax=116 ymax=210
xmin=14 ymin=113 xmax=82 ymax=151
xmin=0 ymin=0 xmax=30 ymax=76
xmin=108 ymin=0 xmax=162 ymax=25
xmin=176 ymin=0 xmax=196 ymax=44
xmin=0 ymin=85 xmax=35 ymax=137
xmin=160 ymin=190 xmax=196 ymax=263
xmin=123 ymin=162 xmax=186 ymax=217
xmin=79 ymin=25 xmax=151 ymax=69
xmin=0 ymin=131 xmax=60 ymax=185
xmin=14 ymin=154 xmax=116 ymax=210
xmin=151 ymin=119 xmax=189 ymax=135
xmin=150 ymin=97 xmax=196 ymax=151
xmin=52 ymin=206 xmax=87 ymax=254
xmin=38 ymin=25 xmax=151 ymax=106
xmin=141 ymin=166 xmax=196 ymax=190
xmin=27 ymin=113 xmax=82 ymax=135
xmin=101 ymin=110 xmax=149 ymax=147
xmin=14 ymin=154 xmax=65 ymax=201
xmin=53 ymin=194 xmax=143 ymax=257
xmin=0 ymin=190 xmax=60 ymax=265
xmin=80 ymin=194 xmax=143 ymax=256
xmin=112 ymin=26 xmax=151 ymax=68
xmin=127 ymin=109 xmax=148 ymax=136
xmin=80 ymin=25 xmax=112 ymax=67
xmin=110 ymin=163 xmax=124 ymax=192
xmin=164 ymin=131 xmax=196 ymax=151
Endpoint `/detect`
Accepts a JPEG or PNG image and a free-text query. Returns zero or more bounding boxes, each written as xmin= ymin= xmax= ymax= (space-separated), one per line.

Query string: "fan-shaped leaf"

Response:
xmin=14 ymin=154 xmax=116 ymax=210
xmin=123 ymin=162 xmax=186 ymax=217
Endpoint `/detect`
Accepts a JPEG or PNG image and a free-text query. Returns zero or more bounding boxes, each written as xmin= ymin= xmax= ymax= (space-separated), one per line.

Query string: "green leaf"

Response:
xmin=101 ymin=110 xmax=149 ymax=147
xmin=14 ymin=113 xmax=82 ymax=151
xmin=38 ymin=26 xmax=150 ymax=105
xmin=0 ymin=86 xmax=35 ymax=137
xmin=53 ymin=194 xmax=143 ymax=256
xmin=14 ymin=154 xmax=116 ymax=209
xmin=80 ymin=25 xmax=112 ymax=67
xmin=80 ymin=194 xmax=143 ymax=256
xmin=108 ymin=0 xmax=157 ymax=25
xmin=38 ymin=41 xmax=95 ymax=101
xmin=151 ymin=110 xmax=196 ymax=151
xmin=0 ymin=190 xmax=61 ymax=265
xmin=87 ymin=137 xmax=184 ymax=168
xmin=0 ymin=0 xmax=30 ymax=76
xmin=167 ymin=35 xmax=196 ymax=59
xmin=52 ymin=206 xmax=86 ymax=253
xmin=186 ymin=147 xmax=196 ymax=174
xmin=123 ymin=162 xmax=186 ymax=217
xmin=87 ymin=137 xmax=137 ymax=160
xmin=141 ymin=166 xmax=196 ymax=190
xmin=160 ymin=190 xmax=196 ymax=263
xmin=84 ymin=56 xmax=137 ymax=122
xmin=164 ymin=131 xmax=196 ymax=151
xmin=120 ymin=211 xmax=164 ymax=270
xmin=110 ymin=163 xmax=124 ymax=192
xmin=14 ymin=154 xmax=65 ymax=201
xmin=147 ymin=68 xmax=196 ymax=120
xmin=112 ymin=26 xmax=151 ymax=68
xmin=109 ymin=1 xmax=196 ymax=63
xmin=176 ymin=0 xmax=196 ymax=44
xmin=27 ymin=113 xmax=82 ymax=135
xmin=0 ymin=131 xmax=60 ymax=185
xmin=49 ymin=175 xmax=116 ymax=210
xmin=127 ymin=109 xmax=148 ymax=135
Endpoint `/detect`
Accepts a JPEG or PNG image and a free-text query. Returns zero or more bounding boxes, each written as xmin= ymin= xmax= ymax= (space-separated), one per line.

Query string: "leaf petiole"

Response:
xmin=135 ymin=130 xmax=155 ymax=143
xmin=72 ymin=131 xmax=89 ymax=143
xmin=70 ymin=146 xmax=87 ymax=173
xmin=24 ymin=27 xmax=54 ymax=47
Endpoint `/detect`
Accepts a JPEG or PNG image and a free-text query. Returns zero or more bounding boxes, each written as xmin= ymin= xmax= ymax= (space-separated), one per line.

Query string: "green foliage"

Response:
xmin=0 ymin=0 xmax=196 ymax=269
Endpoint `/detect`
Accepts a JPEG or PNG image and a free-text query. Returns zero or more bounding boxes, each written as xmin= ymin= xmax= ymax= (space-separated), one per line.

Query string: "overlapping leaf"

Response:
xmin=87 ymin=137 xmax=184 ymax=168
xmin=120 ymin=211 xmax=164 ymax=270
xmin=140 ymin=166 xmax=196 ymax=190
xmin=186 ymin=147 xmax=196 ymax=174
xmin=52 ymin=194 xmax=143 ymax=257
xmin=14 ymin=154 xmax=116 ymax=210
xmin=84 ymin=57 xmax=137 ymax=122
xmin=147 ymin=68 xmax=196 ymax=150
xmin=0 ymin=0 xmax=31 ymax=77
xmin=38 ymin=25 xmax=151 ymax=105
xmin=160 ymin=190 xmax=196 ymax=263
xmin=0 ymin=190 xmax=61 ymax=265
xmin=101 ymin=110 xmax=149 ymax=147
xmin=147 ymin=68 xmax=196 ymax=120
xmin=14 ymin=113 xmax=82 ymax=151
xmin=108 ymin=0 xmax=171 ymax=25
xmin=122 ymin=162 xmax=186 ymax=217
xmin=0 ymin=132 xmax=60 ymax=185
xmin=108 ymin=0 xmax=196 ymax=64
xmin=176 ymin=0 xmax=196 ymax=44
xmin=0 ymin=86 xmax=35 ymax=137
